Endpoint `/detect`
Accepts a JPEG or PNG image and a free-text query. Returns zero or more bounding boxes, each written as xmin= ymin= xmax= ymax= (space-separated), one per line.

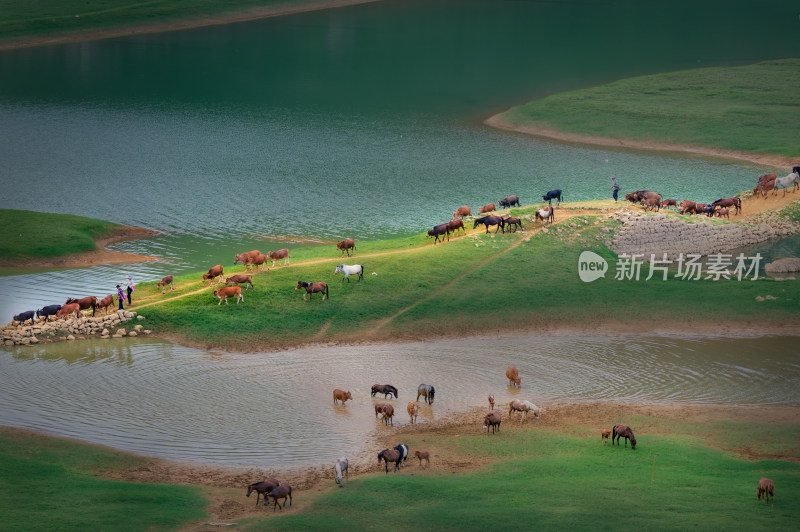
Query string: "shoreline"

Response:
xmin=484 ymin=114 xmax=797 ymax=170
xmin=0 ymin=0 xmax=383 ymax=51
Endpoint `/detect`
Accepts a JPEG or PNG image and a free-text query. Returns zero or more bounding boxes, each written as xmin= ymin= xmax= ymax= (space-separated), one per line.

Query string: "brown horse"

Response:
xmin=371 ymin=384 xmax=398 ymax=399
xmin=679 ymin=200 xmax=697 ymax=215
xmin=535 ymin=206 xmax=554 ymax=225
xmin=503 ymin=216 xmax=523 ymax=232
xmin=333 ymin=389 xmax=352 ymax=405
xmin=65 ymin=296 xmax=97 ymax=316
xmin=757 ymin=477 xmax=774 ymax=506
xmin=374 ymin=402 xmax=387 ymax=418
xmin=506 ymin=366 xmax=521 ymax=387
xmin=484 ymin=411 xmax=501 ymax=434
xmin=612 ymin=424 xmax=637 ymax=450
xmin=711 ymin=197 xmax=741 ymax=215
xmin=378 ymin=448 xmax=402 ymax=474
xmin=715 ymin=207 xmax=730 ymax=219
xmin=246 ymin=478 xmax=279 ymax=506
xmin=296 ymin=281 xmax=328 ymax=300
xmin=95 ymin=295 xmax=114 ymax=315
xmin=407 ymin=401 xmax=419 ymax=424
xmin=266 ymin=484 xmax=292 ymax=512
xmin=380 ymin=404 xmax=395 ymax=426
xmin=414 ymin=450 xmax=430 ymax=467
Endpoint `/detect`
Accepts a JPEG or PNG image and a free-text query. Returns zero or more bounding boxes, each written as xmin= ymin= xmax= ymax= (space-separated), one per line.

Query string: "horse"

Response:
xmin=448 ymin=218 xmax=465 ymax=236
xmin=600 ymin=428 xmax=611 ymax=445
xmin=394 ymin=443 xmax=409 ymax=466
xmin=414 ymin=450 xmax=430 ymax=467
xmin=333 ymin=389 xmax=352 ymax=405
xmin=612 ymin=424 xmax=637 ymax=450
xmin=502 ymin=216 xmax=523 ymax=232
xmin=371 ymin=384 xmax=398 ymax=399
xmin=508 ymin=399 xmax=540 ymax=421
xmin=427 ymin=223 xmax=451 ymax=244
xmin=488 ymin=394 xmax=495 ymax=410
xmin=407 ymin=402 xmax=419 ymax=424
xmin=65 ymin=296 xmax=97 ymax=317
xmin=95 ymin=295 xmax=114 ymax=315
xmin=535 ymin=206 xmax=554 ymax=225
xmin=334 ymin=458 xmax=348 ymax=487
xmin=266 ymin=484 xmax=292 ymax=512
xmin=715 ymin=207 xmax=730 ymax=219
xmin=484 ymin=411 xmax=501 ymax=434
xmin=416 ymin=384 xmax=435 ymax=405
xmin=473 ymin=215 xmax=505 ymax=234
xmin=506 ymin=366 xmax=521 ymax=387
xmin=381 ymin=404 xmax=395 ymax=426
xmin=757 ymin=477 xmax=774 ymax=506
xmin=335 ymin=264 xmax=364 ymax=282
xmin=246 ymin=478 xmax=279 ymax=506
xmin=711 ymin=197 xmax=741 ymax=215
xmin=296 ymin=281 xmax=328 ymax=300
xmin=773 ymin=171 xmax=799 ymax=197
xmin=378 ymin=448 xmax=402 ymax=474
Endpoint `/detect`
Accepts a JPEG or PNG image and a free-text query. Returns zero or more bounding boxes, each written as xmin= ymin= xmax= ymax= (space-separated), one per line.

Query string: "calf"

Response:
xmin=13 ymin=310 xmax=36 ymax=325
xmin=679 ymin=200 xmax=697 ymax=215
xmin=414 ymin=450 xmax=430 ymax=467
xmin=267 ymin=248 xmax=290 ymax=267
xmin=503 ymin=215 xmax=523 ymax=232
xmin=642 ymin=197 xmax=660 ymax=212
xmin=266 ymin=484 xmax=292 ymax=512
xmin=202 ymin=265 xmax=224 ymax=284
xmin=407 ymin=402 xmax=419 ymax=424
xmin=56 ymin=303 xmax=81 ymax=320
xmin=453 ymin=206 xmax=471 ymax=219
xmin=156 ymin=275 xmax=175 ymax=293
xmin=600 ymin=428 xmax=611 ymax=445
xmin=715 ymin=207 xmax=730 ymax=219
xmin=332 ymin=389 xmax=352 ymax=405
xmin=478 ymin=203 xmax=496 ymax=214
xmin=95 ymin=295 xmax=114 ymax=315
xmin=336 ymin=239 xmax=355 ymax=257
xmin=36 ymin=305 xmax=61 ymax=322
xmin=225 ymin=274 xmax=254 ymax=290
xmin=213 ymin=286 xmax=243 ymax=305
xmin=247 ymin=253 xmax=268 ymax=271
xmin=660 ymin=199 xmax=678 ymax=211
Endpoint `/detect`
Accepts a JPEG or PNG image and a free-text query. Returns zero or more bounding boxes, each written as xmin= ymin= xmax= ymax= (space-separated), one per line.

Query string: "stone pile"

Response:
xmin=1 ymin=310 xmax=150 ymax=347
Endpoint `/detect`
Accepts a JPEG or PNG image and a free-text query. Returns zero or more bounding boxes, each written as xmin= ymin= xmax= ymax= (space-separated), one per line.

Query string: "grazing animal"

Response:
xmin=202 ymin=265 xmax=224 ymax=284
xmin=381 ymin=404 xmax=395 ymax=426
xmin=334 ymin=264 xmax=364 ymax=282
xmin=715 ymin=207 xmax=730 ymax=219
xmin=642 ymin=197 xmax=660 ymax=212
xmin=414 ymin=450 xmax=430 ymax=467
xmin=12 ymin=310 xmax=35 ymax=324
xmin=377 ymin=448 xmax=402 ymax=474
xmin=95 ymin=295 xmax=114 ymax=315
xmin=334 ymin=458 xmax=348 ymax=487
xmin=679 ymin=200 xmax=697 ymax=215
xmin=535 ymin=206 xmax=554 ymax=225
xmin=473 ymin=215 xmax=505 ymax=234
xmin=371 ymin=384 xmax=399 ymax=399
xmin=225 ymin=274 xmax=254 ymax=290
xmin=453 ymin=206 xmax=472 ymax=219
xmin=407 ymin=401 xmax=419 ymax=424
xmin=502 ymin=215 xmax=523 ymax=232
xmin=427 ymin=223 xmax=451 ymax=244
xmin=498 ymin=195 xmax=520 ymax=208
xmin=506 ymin=366 xmax=521 ymax=387
xmin=394 ymin=443 xmax=409 ymax=466
xmin=246 ymin=253 xmax=268 ymax=271
xmin=711 ymin=197 xmax=741 ymax=215
xmin=488 ymin=394 xmax=495 ymax=410
xmin=448 ymin=218 xmax=465 ymax=236
xmin=757 ymin=477 xmax=775 ymax=506
xmin=267 ymin=248 xmax=290 ymax=267
xmin=56 ymin=303 xmax=81 ymax=320
xmin=234 ymin=250 xmax=261 ymax=269
xmin=508 ymin=399 xmax=540 ymax=421
xmin=773 ymin=172 xmax=799 ymax=197
xmin=336 ymin=238 xmax=356 ymax=257
xmin=754 ymin=174 xmax=778 ymax=198
xmin=246 ymin=478 xmax=279 ymax=506
xmin=333 ymin=389 xmax=352 ymax=405
xmin=296 ymin=281 xmax=329 ymax=300
xmin=612 ymin=424 xmax=637 ymax=450
xmin=35 ymin=305 xmax=61 ymax=322
xmin=659 ymin=199 xmax=678 ymax=211
xmin=213 ymin=286 xmax=243 ymax=305
xmin=416 ymin=384 xmax=435 ymax=405
xmin=266 ymin=484 xmax=292 ymax=512
xmin=374 ymin=402 xmax=387 ymax=418
xmin=478 ymin=203 xmax=496 ymax=214
xmin=484 ymin=411 xmax=502 ymax=434
xmin=156 ymin=275 xmax=175 ymax=293
xmin=701 ymin=204 xmax=714 ymax=217
xmin=542 ymin=189 xmax=562 ymax=205
xmin=600 ymin=428 xmax=611 ymax=445
xmin=65 ymin=296 xmax=97 ymax=316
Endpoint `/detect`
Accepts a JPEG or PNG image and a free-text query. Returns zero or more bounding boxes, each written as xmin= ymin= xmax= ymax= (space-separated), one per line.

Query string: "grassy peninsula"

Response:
xmin=492 ymin=59 xmax=800 ymax=161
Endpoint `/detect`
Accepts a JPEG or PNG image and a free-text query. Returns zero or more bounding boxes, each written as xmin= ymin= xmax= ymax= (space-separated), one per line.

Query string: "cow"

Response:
xmin=478 ymin=203 xmax=496 ymax=214
xmin=225 ymin=274 xmax=254 ymax=290
xmin=506 ymin=365 xmax=521 ymax=387
xmin=202 ymin=265 xmax=224 ymax=284
xmin=95 ymin=295 xmax=114 ymax=315
xmin=679 ymin=200 xmax=697 ymax=215
xmin=427 ymin=223 xmax=451 ymax=244
xmin=65 ymin=296 xmax=97 ymax=317
xmin=35 ymin=305 xmax=61 ymax=322
xmin=452 ymin=206 xmax=471 ymax=219
xmin=542 ymin=189 xmax=562 ymax=205
xmin=12 ymin=310 xmax=36 ymax=325
xmin=56 ymin=303 xmax=81 ymax=320
xmin=660 ymin=199 xmax=678 ymax=211
xmin=234 ymin=250 xmax=260 ymax=268
xmin=156 ymin=275 xmax=175 ymax=293
xmin=473 ymin=215 xmax=505 ymax=234
xmin=213 ymin=286 xmax=243 ymax=305
xmin=448 ymin=219 xmax=465 ymax=236
xmin=642 ymin=197 xmax=660 ymax=212
xmin=498 ymin=195 xmax=520 ymax=208
xmin=246 ymin=254 xmax=268 ymax=272
xmin=336 ymin=239 xmax=356 ymax=257
xmin=757 ymin=477 xmax=775 ymax=506
xmin=332 ymin=389 xmax=352 ymax=405
xmin=715 ymin=207 xmax=730 ymax=219
xmin=267 ymin=249 xmax=290 ymax=268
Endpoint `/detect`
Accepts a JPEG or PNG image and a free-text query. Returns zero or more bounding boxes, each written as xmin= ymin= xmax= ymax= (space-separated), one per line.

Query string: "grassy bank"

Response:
xmin=0 ymin=209 xmax=124 ymax=261
xmin=0 ymin=429 xmax=206 ymax=531
xmin=494 ymin=59 xmax=800 ymax=159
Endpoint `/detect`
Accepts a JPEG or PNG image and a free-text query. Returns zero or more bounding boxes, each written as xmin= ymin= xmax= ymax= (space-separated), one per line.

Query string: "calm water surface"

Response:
xmin=1 ymin=334 xmax=798 ymax=467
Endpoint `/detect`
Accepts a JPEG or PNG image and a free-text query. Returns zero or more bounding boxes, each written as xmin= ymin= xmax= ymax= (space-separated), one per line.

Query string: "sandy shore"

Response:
xmin=485 ymin=115 xmax=798 ymax=170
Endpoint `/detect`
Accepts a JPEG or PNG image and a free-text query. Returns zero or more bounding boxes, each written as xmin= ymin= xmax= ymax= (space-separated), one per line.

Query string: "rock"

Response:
xmin=128 ymin=331 xmax=137 ymax=337
xmin=143 ymin=330 xmax=152 ymax=334
xmin=765 ymin=257 xmax=800 ymax=274
xmin=102 ymin=329 xmax=109 ymax=336
xmin=66 ymin=335 xmax=75 ymax=341
xmin=116 ymin=329 xmax=127 ymax=336
xmin=765 ymin=295 xmax=777 ymax=300
xmin=134 ymin=324 xmax=143 ymax=332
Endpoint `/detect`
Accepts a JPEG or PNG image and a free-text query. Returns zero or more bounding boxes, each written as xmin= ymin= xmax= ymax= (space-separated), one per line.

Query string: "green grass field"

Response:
xmin=497 ymin=59 xmax=800 ymax=158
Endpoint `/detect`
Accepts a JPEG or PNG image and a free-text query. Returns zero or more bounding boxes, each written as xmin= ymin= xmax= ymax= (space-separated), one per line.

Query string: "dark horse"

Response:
xmin=416 ymin=384 xmax=435 ymax=405
xmin=371 ymin=384 xmax=398 ymax=399
xmin=473 ymin=215 xmax=505 ymax=234
xmin=266 ymin=484 xmax=292 ymax=512
xmin=612 ymin=424 xmax=637 ymax=450
xmin=711 ymin=197 xmax=742 ymax=215
xmin=378 ymin=448 xmax=402 ymax=474
xmin=246 ymin=478 xmax=280 ymax=507
xmin=296 ymin=281 xmax=329 ymax=300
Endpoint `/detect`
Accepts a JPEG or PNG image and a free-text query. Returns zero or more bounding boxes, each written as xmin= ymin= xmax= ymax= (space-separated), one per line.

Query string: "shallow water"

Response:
xmin=1 ymin=333 xmax=798 ymax=467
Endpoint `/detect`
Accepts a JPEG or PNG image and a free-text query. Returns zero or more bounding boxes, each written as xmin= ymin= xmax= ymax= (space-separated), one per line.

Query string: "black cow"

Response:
xmin=427 ymin=223 xmax=451 ymax=245
xmin=793 ymin=166 xmax=800 ymax=175
xmin=13 ymin=310 xmax=36 ymax=325
xmin=542 ymin=189 xmax=562 ymax=205
xmin=498 ymin=195 xmax=520 ymax=208
xmin=36 ymin=305 xmax=62 ymax=322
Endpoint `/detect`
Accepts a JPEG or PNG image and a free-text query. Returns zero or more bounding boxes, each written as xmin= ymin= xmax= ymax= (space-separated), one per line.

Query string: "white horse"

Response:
xmin=334 ymin=264 xmax=364 ymax=282
xmin=773 ymin=171 xmax=799 ymax=197
xmin=334 ymin=457 xmax=348 ymax=487
xmin=508 ymin=399 xmax=541 ymax=421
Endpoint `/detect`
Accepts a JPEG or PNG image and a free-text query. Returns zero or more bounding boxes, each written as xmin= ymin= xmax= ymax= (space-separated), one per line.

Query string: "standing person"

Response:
xmin=610 ymin=176 xmax=620 ymax=201
xmin=125 ymin=275 xmax=135 ymax=305
xmin=116 ymin=284 xmax=125 ymax=311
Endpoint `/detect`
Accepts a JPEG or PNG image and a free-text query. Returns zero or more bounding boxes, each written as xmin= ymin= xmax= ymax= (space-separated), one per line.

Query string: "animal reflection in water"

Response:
xmin=416 ymin=384 xmax=435 ymax=405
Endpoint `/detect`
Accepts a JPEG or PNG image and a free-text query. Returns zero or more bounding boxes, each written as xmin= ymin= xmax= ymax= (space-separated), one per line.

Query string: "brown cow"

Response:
xmin=213 ymin=286 xmax=243 ymax=305
xmin=332 ymin=389 xmax=352 ymax=405
xmin=715 ymin=207 xmax=730 ymax=219
xmin=484 ymin=411 xmax=501 ymax=434
xmin=600 ymin=428 xmax=611 ymax=445
xmin=506 ymin=365 xmax=521 ymax=388
xmin=660 ymin=199 xmax=678 ymax=211
xmin=478 ymin=203 xmax=496 ymax=214
xmin=453 ymin=206 xmax=471 ymax=219
xmin=336 ymin=239 xmax=355 ymax=257
xmin=448 ymin=219 xmax=465 ymax=236
xmin=234 ymin=250 xmax=260 ymax=268
xmin=679 ymin=200 xmax=697 ymax=215
xmin=202 ymin=265 xmax=224 ymax=284
xmin=757 ymin=477 xmax=774 ymax=506
xmin=65 ymin=296 xmax=98 ymax=317
xmin=225 ymin=274 xmax=254 ymax=290
xmin=642 ymin=198 xmax=660 ymax=212
xmin=56 ymin=303 xmax=81 ymax=320
xmin=156 ymin=275 xmax=174 ymax=293
xmin=407 ymin=402 xmax=419 ymax=424
xmin=267 ymin=248 xmax=290 ymax=267
xmin=414 ymin=450 xmax=430 ymax=467
xmin=380 ymin=404 xmax=395 ymax=426
xmin=245 ymin=254 xmax=268 ymax=272
xmin=95 ymin=295 xmax=114 ymax=315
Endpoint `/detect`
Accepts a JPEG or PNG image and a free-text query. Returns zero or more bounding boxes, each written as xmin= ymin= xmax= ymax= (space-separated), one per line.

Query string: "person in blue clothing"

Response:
xmin=116 ymin=284 xmax=125 ymax=310
xmin=610 ymin=176 xmax=620 ymax=201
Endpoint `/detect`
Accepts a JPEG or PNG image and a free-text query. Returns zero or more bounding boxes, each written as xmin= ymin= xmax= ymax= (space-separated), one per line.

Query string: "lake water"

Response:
xmin=2 ymin=333 xmax=798 ymax=467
